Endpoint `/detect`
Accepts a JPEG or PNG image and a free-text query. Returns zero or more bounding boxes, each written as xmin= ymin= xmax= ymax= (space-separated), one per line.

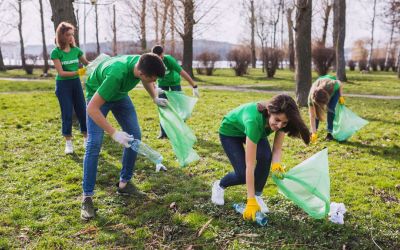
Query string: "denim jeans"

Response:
xmin=158 ymin=85 xmax=182 ymax=137
xmin=219 ymin=134 xmax=272 ymax=195
xmin=82 ymin=96 xmax=141 ymax=196
xmin=316 ymin=90 xmax=340 ymax=133
xmin=55 ymin=78 xmax=87 ymax=136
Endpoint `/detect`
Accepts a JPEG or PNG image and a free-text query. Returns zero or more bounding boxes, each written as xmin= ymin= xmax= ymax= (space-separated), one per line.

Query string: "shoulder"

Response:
xmin=50 ymin=47 xmax=61 ymax=58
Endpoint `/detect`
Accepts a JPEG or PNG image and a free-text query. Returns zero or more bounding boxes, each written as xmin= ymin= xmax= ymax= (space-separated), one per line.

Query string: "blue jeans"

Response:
xmin=219 ymin=134 xmax=272 ymax=195
xmin=316 ymin=90 xmax=340 ymax=133
xmin=55 ymin=78 xmax=87 ymax=136
xmin=82 ymin=96 xmax=141 ymax=196
xmin=158 ymin=85 xmax=182 ymax=137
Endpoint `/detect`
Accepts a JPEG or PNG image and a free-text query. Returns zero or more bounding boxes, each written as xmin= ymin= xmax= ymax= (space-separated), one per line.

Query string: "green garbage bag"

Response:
xmin=272 ymin=148 xmax=330 ymax=219
xmin=165 ymin=91 xmax=198 ymax=120
xmin=332 ymin=104 xmax=368 ymax=141
xmin=85 ymin=53 xmax=111 ymax=79
xmin=158 ymin=103 xmax=200 ymax=167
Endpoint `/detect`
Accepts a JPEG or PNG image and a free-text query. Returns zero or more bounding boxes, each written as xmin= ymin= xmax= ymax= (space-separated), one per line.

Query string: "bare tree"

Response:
xmin=152 ymin=1 xmax=159 ymax=43
xmin=255 ymin=0 xmax=268 ymax=71
xmin=160 ymin=0 xmax=171 ymax=47
xmin=174 ymin=0 xmax=218 ymax=77
xmin=334 ymin=0 xmax=346 ymax=81
xmin=112 ymin=3 xmax=117 ymax=55
xmin=0 ymin=0 xmax=13 ymax=71
xmin=123 ymin=0 xmax=147 ymax=51
xmin=169 ymin=0 xmax=176 ymax=54
xmin=366 ymin=0 xmax=378 ymax=70
xmin=38 ymin=0 xmax=49 ymax=74
xmin=140 ymin=0 xmax=147 ymax=50
xmin=242 ymin=0 xmax=257 ymax=68
xmin=16 ymin=0 xmax=26 ymax=70
xmin=320 ymin=0 xmax=332 ymax=46
xmin=286 ymin=6 xmax=295 ymax=71
xmin=49 ymin=0 xmax=79 ymax=45
xmin=294 ymin=0 xmax=312 ymax=107
xmin=272 ymin=0 xmax=284 ymax=48
xmin=95 ymin=3 xmax=100 ymax=54
xmin=383 ymin=0 xmax=400 ymax=71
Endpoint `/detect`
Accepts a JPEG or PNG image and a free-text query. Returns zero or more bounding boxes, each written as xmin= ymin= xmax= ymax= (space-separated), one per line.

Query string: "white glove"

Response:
xmin=111 ymin=131 xmax=134 ymax=148
xmin=156 ymin=87 xmax=165 ymax=95
xmin=155 ymin=163 xmax=167 ymax=172
xmin=192 ymin=86 xmax=199 ymax=98
xmin=154 ymin=97 xmax=168 ymax=107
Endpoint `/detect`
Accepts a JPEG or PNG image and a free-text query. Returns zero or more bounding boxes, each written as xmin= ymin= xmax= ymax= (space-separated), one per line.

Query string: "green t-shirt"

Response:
xmin=157 ymin=55 xmax=182 ymax=87
xmin=85 ymin=55 xmax=140 ymax=102
xmin=308 ymin=75 xmax=340 ymax=106
xmin=50 ymin=47 xmax=83 ymax=80
xmin=219 ymin=102 xmax=273 ymax=144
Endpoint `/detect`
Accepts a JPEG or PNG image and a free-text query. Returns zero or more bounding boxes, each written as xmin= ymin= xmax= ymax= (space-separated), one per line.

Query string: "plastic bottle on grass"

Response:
xmin=130 ymin=139 xmax=163 ymax=164
xmin=233 ymin=203 xmax=268 ymax=226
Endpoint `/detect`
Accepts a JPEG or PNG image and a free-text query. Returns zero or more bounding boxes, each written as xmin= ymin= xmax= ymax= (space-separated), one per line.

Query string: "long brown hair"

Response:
xmin=55 ymin=22 xmax=76 ymax=50
xmin=311 ymin=78 xmax=335 ymax=120
xmin=257 ymin=94 xmax=310 ymax=144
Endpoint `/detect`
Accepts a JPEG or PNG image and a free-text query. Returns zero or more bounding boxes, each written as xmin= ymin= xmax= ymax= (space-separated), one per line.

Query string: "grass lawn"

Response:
xmin=0 ymin=69 xmax=57 ymax=79
xmin=0 ymin=79 xmax=399 ymax=249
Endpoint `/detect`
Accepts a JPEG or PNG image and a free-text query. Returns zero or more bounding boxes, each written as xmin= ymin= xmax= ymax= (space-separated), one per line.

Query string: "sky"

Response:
xmin=0 ymin=0 xmax=394 ymax=50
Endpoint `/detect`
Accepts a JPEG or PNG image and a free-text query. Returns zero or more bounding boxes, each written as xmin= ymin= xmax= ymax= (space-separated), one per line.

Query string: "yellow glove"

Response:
xmin=243 ymin=198 xmax=260 ymax=221
xmin=310 ymin=133 xmax=318 ymax=143
xmin=271 ymin=162 xmax=285 ymax=173
xmin=339 ymin=96 xmax=345 ymax=105
xmin=77 ymin=67 xmax=86 ymax=77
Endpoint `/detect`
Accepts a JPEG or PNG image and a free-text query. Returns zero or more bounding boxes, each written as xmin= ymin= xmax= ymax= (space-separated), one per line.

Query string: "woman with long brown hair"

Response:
xmin=51 ymin=22 xmax=89 ymax=154
xmin=211 ymin=94 xmax=310 ymax=222
xmin=308 ymin=75 xmax=345 ymax=142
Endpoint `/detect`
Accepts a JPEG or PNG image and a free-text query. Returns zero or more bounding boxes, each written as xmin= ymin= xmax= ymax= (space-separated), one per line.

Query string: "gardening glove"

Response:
xmin=156 ymin=87 xmax=165 ymax=95
xmin=192 ymin=85 xmax=200 ymax=98
xmin=271 ymin=162 xmax=285 ymax=179
xmin=311 ymin=133 xmax=318 ymax=143
xmin=339 ymin=96 xmax=345 ymax=105
xmin=243 ymin=198 xmax=260 ymax=221
xmin=77 ymin=67 xmax=86 ymax=77
xmin=112 ymin=131 xmax=134 ymax=148
xmin=153 ymin=97 xmax=168 ymax=107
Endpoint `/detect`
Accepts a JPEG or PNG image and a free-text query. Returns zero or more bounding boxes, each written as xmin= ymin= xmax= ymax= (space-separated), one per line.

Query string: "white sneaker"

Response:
xmin=65 ymin=140 xmax=73 ymax=154
xmin=256 ymin=195 xmax=269 ymax=213
xmin=211 ymin=180 xmax=225 ymax=205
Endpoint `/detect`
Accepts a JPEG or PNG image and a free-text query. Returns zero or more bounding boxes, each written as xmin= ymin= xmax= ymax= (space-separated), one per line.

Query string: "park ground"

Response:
xmin=0 ymin=69 xmax=399 ymax=249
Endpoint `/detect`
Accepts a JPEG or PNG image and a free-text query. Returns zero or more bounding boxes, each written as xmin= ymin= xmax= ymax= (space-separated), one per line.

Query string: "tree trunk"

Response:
xmin=39 ymin=0 xmax=49 ymax=74
xmin=112 ymin=4 xmax=117 ymax=55
xmin=170 ymin=0 xmax=175 ymax=54
xmin=140 ymin=0 xmax=147 ymax=51
xmin=250 ymin=0 xmax=256 ymax=68
xmin=161 ymin=0 xmax=170 ymax=48
xmin=397 ymin=48 xmax=400 ymax=78
xmin=384 ymin=19 xmax=395 ymax=70
xmin=273 ymin=0 xmax=282 ymax=49
xmin=153 ymin=1 xmax=159 ymax=43
xmin=49 ymin=0 xmax=79 ymax=46
xmin=18 ymin=0 xmax=26 ymax=69
xmin=335 ymin=0 xmax=347 ymax=81
xmin=0 ymin=46 xmax=6 ymax=71
xmin=367 ymin=0 xmax=377 ymax=70
xmin=295 ymin=0 xmax=312 ymax=107
xmin=332 ymin=0 xmax=338 ymax=70
xmin=287 ymin=7 xmax=295 ymax=71
xmin=321 ymin=4 xmax=331 ymax=46
xmin=182 ymin=0 xmax=194 ymax=78
xmin=95 ymin=3 xmax=100 ymax=55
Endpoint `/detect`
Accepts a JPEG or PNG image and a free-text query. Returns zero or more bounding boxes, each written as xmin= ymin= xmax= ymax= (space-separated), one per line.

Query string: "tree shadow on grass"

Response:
xmin=340 ymin=140 xmax=400 ymax=162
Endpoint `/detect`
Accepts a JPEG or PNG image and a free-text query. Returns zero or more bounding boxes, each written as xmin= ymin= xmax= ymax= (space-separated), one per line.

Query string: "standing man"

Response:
xmin=81 ymin=53 xmax=167 ymax=220
xmin=151 ymin=45 xmax=200 ymax=139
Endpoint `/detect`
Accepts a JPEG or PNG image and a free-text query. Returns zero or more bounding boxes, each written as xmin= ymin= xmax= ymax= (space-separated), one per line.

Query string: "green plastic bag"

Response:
xmin=158 ymin=103 xmax=200 ymax=167
xmin=272 ymin=148 xmax=330 ymax=219
xmin=85 ymin=53 xmax=111 ymax=80
xmin=165 ymin=91 xmax=198 ymax=120
xmin=332 ymin=104 xmax=368 ymax=141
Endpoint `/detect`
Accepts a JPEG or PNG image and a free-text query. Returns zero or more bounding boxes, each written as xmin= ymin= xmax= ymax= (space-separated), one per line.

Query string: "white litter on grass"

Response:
xmin=329 ymin=202 xmax=347 ymax=224
xmin=156 ymin=163 xmax=167 ymax=172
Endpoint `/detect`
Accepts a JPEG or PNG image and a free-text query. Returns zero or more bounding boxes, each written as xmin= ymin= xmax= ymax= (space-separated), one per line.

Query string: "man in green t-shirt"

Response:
xmin=151 ymin=45 xmax=199 ymax=139
xmin=81 ymin=53 xmax=166 ymax=221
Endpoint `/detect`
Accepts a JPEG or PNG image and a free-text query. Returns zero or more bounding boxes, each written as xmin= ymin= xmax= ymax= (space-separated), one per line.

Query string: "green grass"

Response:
xmin=194 ymin=68 xmax=400 ymax=96
xmin=0 ymin=79 xmax=399 ymax=249
xmin=0 ymin=69 xmax=57 ymax=79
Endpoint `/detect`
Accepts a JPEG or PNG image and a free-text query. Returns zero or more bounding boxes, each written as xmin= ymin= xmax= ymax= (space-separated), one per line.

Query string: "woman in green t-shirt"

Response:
xmin=50 ymin=22 xmax=89 ymax=154
xmin=308 ymin=75 xmax=345 ymax=142
xmin=211 ymin=94 xmax=310 ymax=222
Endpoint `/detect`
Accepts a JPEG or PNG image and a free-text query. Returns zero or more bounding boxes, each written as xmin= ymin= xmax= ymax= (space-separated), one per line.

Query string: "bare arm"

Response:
xmin=79 ymin=55 xmax=89 ymax=66
xmin=142 ymin=80 xmax=157 ymax=100
xmin=52 ymin=59 xmax=78 ymax=77
xmin=180 ymin=70 xmax=196 ymax=87
xmin=87 ymin=93 xmax=115 ymax=135
xmin=309 ymin=105 xmax=317 ymax=133
xmin=271 ymin=131 xmax=285 ymax=163
xmin=245 ymin=137 xmax=257 ymax=199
